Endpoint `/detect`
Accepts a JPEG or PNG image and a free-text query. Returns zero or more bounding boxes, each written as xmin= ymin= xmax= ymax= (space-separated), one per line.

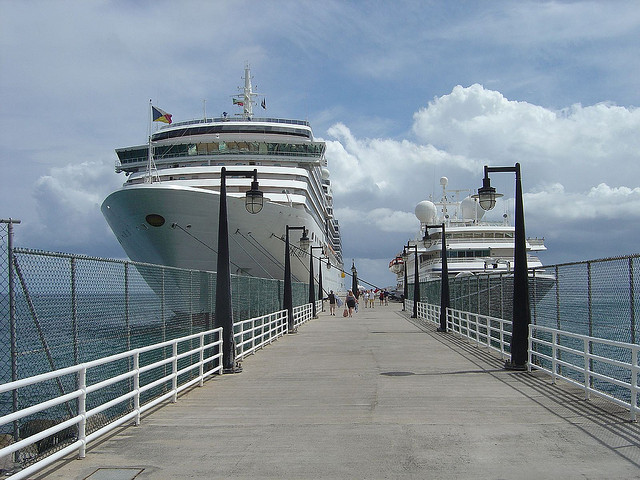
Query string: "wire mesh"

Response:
xmin=0 ymin=239 xmax=309 ymax=468
xmin=410 ymin=255 xmax=640 ymax=345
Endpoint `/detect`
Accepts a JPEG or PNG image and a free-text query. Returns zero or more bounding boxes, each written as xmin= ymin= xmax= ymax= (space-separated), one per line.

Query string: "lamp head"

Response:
xmin=298 ymin=228 xmax=310 ymax=251
xmin=245 ymin=179 xmax=264 ymax=214
xmin=476 ymin=176 xmax=503 ymax=211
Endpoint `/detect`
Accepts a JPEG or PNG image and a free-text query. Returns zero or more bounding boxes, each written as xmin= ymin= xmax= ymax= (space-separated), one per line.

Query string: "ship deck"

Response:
xmin=34 ymin=305 xmax=640 ymax=479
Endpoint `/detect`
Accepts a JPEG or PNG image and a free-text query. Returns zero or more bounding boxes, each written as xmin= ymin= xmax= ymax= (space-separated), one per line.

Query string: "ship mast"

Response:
xmin=234 ymin=64 xmax=259 ymax=119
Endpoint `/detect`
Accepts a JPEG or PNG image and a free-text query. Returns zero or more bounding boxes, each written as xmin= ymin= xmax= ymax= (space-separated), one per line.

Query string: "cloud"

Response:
xmin=526 ymin=182 xmax=640 ymax=221
xmin=21 ymin=161 xmax=123 ymax=256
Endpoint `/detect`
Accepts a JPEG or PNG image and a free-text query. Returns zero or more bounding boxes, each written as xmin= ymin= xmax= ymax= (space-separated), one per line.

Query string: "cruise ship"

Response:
xmin=102 ymin=66 xmax=344 ymax=294
xmin=390 ymin=177 xmax=548 ymax=288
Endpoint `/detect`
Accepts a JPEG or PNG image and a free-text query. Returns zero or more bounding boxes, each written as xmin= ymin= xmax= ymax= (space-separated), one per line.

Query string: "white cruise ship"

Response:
xmin=102 ymin=66 xmax=344 ymax=293
xmin=390 ymin=176 xmax=548 ymax=288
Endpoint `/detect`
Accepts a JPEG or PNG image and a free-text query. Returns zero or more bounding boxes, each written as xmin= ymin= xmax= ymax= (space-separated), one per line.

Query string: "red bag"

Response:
xmin=343 ymin=308 xmax=348 ymax=317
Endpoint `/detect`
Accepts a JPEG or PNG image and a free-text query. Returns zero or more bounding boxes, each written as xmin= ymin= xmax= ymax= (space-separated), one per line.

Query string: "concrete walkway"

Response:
xmin=35 ymin=304 xmax=640 ymax=479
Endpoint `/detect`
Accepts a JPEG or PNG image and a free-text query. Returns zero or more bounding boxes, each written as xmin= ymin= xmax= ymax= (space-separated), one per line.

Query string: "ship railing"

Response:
xmin=412 ymin=301 xmax=640 ymax=422
xmin=0 ymin=328 xmax=223 ymax=480
xmin=165 ymin=117 xmax=311 ymax=128
xmin=418 ymin=255 xmax=542 ymax=268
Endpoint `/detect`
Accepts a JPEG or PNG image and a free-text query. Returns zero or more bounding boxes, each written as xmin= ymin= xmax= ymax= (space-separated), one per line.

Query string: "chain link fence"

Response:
xmin=0 ymin=220 xmax=308 ymax=468
xmin=411 ymin=255 xmax=640 ymax=344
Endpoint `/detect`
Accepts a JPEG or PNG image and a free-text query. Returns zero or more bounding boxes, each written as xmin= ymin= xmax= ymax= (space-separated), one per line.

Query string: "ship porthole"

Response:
xmin=146 ymin=214 xmax=166 ymax=227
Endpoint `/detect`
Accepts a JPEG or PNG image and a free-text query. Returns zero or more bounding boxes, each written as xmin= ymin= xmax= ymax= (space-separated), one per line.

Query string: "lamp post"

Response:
xmin=424 ymin=223 xmax=450 ymax=332
xmin=284 ymin=225 xmax=309 ymax=332
xmin=216 ymin=167 xmax=263 ymax=373
xmin=351 ymin=260 xmax=358 ymax=299
xmin=310 ymin=246 xmax=324 ymax=317
xmin=475 ymin=163 xmax=529 ymax=370
xmin=403 ymin=249 xmax=408 ymax=311
xmin=404 ymin=243 xmax=420 ymax=318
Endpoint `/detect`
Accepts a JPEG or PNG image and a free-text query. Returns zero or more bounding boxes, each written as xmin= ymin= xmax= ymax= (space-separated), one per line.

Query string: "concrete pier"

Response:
xmin=34 ymin=305 xmax=640 ymax=479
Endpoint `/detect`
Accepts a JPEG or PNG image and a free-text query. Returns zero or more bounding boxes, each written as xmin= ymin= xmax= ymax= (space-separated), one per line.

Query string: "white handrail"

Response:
xmin=0 ymin=327 xmax=222 ymax=480
xmin=529 ymin=324 xmax=640 ymax=422
xmin=414 ymin=301 xmax=640 ymax=421
xmin=0 ymin=304 xmax=318 ymax=479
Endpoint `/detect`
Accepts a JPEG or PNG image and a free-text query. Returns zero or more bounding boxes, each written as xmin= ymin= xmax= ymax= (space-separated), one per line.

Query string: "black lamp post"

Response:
xmin=351 ymin=260 xmax=358 ymax=299
xmin=404 ymin=243 xmax=420 ymax=318
xmin=402 ymin=249 xmax=408 ymax=311
xmin=310 ymin=246 xmax=324 ymax=317
xmin=424 ymin=223 xmax=450 ymax=332
xmin=475 ymin=163 xmax=529 ymax=370
xmin=216 ymin=167 xmax=263 ymax=373
xmin=284 ymin=225 xmax=309 ymax=332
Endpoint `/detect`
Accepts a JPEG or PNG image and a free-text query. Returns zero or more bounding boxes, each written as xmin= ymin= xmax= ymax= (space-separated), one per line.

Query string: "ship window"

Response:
xmin=188 ymin=144 xmax=197 ymax=156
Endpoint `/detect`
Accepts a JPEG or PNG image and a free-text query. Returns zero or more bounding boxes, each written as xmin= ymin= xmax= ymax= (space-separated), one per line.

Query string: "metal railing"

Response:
xmin=0 ymin=328 xmax=222 ymax=480
xmin=529 ymin=324 xmax=640 ymax=421
xmin=0 ymin=219 xmax=315 ymax=474
xmin=413 ymin=300 xmax=640 ymax=421
xmin=0 ymin=302 xmax=317 ymax=478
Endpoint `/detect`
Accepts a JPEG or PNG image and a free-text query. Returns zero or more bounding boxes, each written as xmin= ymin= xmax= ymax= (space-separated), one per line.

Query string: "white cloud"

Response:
xmin=526 ymin=182 xmax=640 ymax=221
xmin=22 ymin=161 xmax=122 ymax=253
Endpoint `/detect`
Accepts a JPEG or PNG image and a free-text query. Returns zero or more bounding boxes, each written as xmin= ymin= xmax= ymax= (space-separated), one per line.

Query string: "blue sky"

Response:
xmin=2 ymin=0 xmax=640 ymax=288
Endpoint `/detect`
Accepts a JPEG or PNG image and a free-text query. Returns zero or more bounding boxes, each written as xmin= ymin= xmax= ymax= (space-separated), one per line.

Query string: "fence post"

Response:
xmin=71 ymin=257 xmax=78 ymax=365
xmin=630 ymin=258 xmax=636 ymax=344
xmin=134 ymin=352 xmax=140 ymax=425
xmin=199 ymin=333 xmax=205 ymax=387
xmin=632 ymin=347 xmax=638 ymax=422
xmin=78 ymin=366 xmax=86 ymax=458
xmin=587 ymin=262 xmax=593 ymax=388
xmin=5 ymin=219 xmax=20 ymax=442
xmin=172 ymin=342 xmax=178 ymax=403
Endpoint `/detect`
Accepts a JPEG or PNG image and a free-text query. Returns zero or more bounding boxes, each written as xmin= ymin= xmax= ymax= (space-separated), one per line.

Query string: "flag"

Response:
xmin=233 ymin=98 xmax=244 ymax=106
xmin=152 ymin=106 xmax=172 ymax=124
xmin=261 ymin=98 xmax=266 ymax=109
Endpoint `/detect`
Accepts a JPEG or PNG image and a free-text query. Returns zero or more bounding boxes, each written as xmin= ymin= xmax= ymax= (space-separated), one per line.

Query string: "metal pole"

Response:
xmin=477 ymin=164 xmax=530 ymax=370
xmin=439 ymin=224 xmax=450 ymax=332
xmin=6 ymin=219 xmax=20 ymax=441
xmin=283 ymin=225 xmax=305 ymax=332
xmin=215 ymin=167 xmax=237 ymax=372
xmin=71 ymin=258 xmax=78 ymax=366
xmin=318 ymin=256 xmax=324 ymax=312
xmin=413 ymin=247 xmax=419 ymax=318
xmin=507 ymin=163 xmax=530 ymax=369
xmin=284 ymin=226 xmax=293 ymax=332
xmin=308 ymin=245 xmax=316 ymax=318
xmin=630 ymin=258 xmax=636 ymax=344
xmin=403 ymin=252 xmax=408 ymax=311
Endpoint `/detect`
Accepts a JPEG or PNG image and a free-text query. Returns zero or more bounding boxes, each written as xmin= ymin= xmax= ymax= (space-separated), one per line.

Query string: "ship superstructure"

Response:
xmin=391 ymin=177 xmax=547 ymax=289
xmin=102 ymin=66 xmax=344 ymax=293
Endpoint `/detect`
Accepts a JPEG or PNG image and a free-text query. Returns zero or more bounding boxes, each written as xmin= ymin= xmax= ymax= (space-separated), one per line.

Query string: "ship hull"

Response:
xmin=101 ymin=183 xmax=344 ymax=296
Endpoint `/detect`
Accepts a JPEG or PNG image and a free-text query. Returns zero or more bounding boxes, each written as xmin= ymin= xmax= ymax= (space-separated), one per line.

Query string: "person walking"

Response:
xmin=327 ymin=290 xmax=337 ymax=315
xmin=345 ymin=290 xmax=357 ymax=317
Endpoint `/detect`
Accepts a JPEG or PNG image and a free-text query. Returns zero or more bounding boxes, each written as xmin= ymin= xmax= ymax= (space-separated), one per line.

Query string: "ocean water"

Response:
xmin=0 ymin=292 xmax=213 ymax=435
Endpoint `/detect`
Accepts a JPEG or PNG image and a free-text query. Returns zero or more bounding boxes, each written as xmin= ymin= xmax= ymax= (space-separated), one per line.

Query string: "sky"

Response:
xmin=2 ymin=0 xmax=640 ymax=289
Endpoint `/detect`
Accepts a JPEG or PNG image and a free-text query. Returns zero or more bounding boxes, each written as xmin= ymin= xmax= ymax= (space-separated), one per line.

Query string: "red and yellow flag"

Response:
xmin=152 ymin=106 xmax=172 ymax=124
